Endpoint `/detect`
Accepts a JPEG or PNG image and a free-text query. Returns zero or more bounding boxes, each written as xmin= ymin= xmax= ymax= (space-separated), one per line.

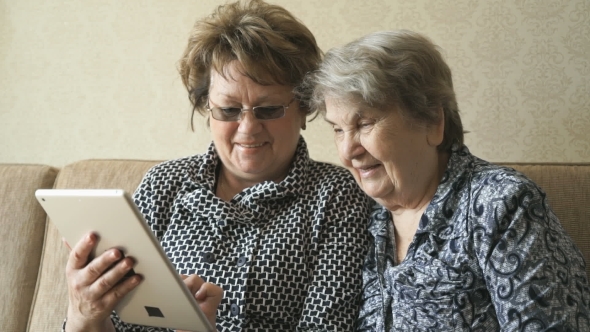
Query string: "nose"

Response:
xmin=237 ymin=109 xmax=262 ymax=134
xmin=339 ymin=131 xmax=364 ymax=161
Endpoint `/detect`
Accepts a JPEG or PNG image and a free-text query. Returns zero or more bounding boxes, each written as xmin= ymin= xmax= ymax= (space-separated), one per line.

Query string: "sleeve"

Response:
xmin=296 ymin=177 xmax=371 ymax=331
xmin=60 ymin=313 xmax=173 ymax=332
xmin=473 ymin=178 xmax=590 ymax=331
xmin=132 ymin=166 xmax=173 ymax=241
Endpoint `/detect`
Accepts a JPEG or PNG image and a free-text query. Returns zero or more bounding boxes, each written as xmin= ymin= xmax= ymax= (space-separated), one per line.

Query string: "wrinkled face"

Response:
xmin=208 ymin=61 xmax=306 ymax=185
xmin=324 ymin=96 xmax=443 ymax=210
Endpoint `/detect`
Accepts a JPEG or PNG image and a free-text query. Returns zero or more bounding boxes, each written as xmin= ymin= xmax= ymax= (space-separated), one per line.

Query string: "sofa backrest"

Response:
xmin=24 ymin=159 xmax=590 ymax=331
xmin=503 ymin=163 xmax=590 ymax=279
xmin=0 ymin=164 xmax=58 ymax=332
xmin=27 ymin=159 xmax=160 ymax=332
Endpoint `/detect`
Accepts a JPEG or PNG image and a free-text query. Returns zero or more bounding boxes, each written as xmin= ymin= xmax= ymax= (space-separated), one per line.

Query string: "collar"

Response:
xmin=416 ymin=143 xmax=473 ymax=236
xmin=367 ymin=144 xmax=474 ymax=238
xmin=180 ymin=136 xmax=310 ymax=222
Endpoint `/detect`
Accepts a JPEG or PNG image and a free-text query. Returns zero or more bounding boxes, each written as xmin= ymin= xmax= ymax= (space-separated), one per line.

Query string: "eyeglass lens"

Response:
xmin=211 ymin=105 xmax=285 ymax=121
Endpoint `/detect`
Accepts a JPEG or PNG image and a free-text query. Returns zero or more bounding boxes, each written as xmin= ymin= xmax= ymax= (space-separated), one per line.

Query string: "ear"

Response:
xmin=426 ymin=107 xmax=445 ymax=147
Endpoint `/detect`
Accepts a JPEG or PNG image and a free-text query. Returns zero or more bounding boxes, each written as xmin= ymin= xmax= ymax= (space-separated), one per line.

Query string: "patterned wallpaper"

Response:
xmin=1 ymin=0 xmax=589 ymax=166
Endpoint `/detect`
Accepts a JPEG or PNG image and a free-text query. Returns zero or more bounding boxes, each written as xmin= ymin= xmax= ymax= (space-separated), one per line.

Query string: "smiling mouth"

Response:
xmin=237 ymin=143 xmax=266 ymax=148
xmin=358 ymin=165 xmax=379 ymax=171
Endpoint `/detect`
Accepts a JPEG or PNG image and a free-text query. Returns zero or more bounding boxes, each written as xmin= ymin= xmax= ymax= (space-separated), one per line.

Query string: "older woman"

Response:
xmin=62 ymin=1 xmax=370 ymax=331
xmin=303 ymin=30 xmax=590 ymax=331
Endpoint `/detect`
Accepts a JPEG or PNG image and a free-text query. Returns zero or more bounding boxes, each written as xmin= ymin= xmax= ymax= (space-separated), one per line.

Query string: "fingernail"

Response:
xmin=124 ymin=259 xmax=134 ymax=268
xmin=136 ymin=275 xmax=143 ymax=284
xmin=195 ymin=289 xmax=204 ymax=299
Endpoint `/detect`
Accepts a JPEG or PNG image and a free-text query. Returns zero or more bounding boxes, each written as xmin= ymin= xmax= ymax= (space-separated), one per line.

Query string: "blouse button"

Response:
xmin=230 ymin=303 xmax=240 ymax=316
xmin=237 ymin=256 xmax=247 ymax=267
xmin=202 ymin=252 xmax=216 ymax=263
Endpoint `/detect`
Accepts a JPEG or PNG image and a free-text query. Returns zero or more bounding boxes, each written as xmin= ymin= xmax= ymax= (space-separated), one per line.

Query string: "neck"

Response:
xmin=389 ymin=150 xmax=450 ymax=238
xmin=215 ymin=166 xmax=290 ymax=201
xmin=215 ymin=167 xmax=251 ymax=201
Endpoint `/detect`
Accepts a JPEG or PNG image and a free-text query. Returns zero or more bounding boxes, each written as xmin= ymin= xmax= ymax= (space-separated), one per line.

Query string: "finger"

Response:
xmin=66 ymin=232 xmax=97 ymax=271
xmin=87 ymin=255 xmax=135 ymax=298
xmin=79 ymin=248 xmax=124 ymax=285
xmin=194 ymin=282 xmax=223 ymax=328
xmin=180 ymin=274 xmax=189 ymax=280
xmin=195 ymin=282 xmax=223 ymax=303
xmin=78 ymin=271 xmax=142 ymax=318
xmin=183 ymin=274 xmax=205 ymax=295
xmin=101 ymin=272 xmax=143 ymax=307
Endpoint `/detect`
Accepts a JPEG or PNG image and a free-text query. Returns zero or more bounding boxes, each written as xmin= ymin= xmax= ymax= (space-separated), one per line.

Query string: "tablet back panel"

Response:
xmin=35 ymin=189 xmax=213 ymax=332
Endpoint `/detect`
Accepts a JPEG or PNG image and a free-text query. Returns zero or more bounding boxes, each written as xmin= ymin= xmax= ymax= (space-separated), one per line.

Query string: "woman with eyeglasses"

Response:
xmin=61 ymin=1 xmax=371 ymax=331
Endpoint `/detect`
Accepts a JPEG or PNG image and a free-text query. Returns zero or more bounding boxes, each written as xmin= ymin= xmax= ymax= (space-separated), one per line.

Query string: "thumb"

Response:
xmin=195 ymin=282 xmax=223 ymax=328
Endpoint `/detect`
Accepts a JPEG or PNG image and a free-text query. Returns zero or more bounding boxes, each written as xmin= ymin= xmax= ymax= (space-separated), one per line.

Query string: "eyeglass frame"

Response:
xmin=205 ymin=97 xmax=297 ymax=122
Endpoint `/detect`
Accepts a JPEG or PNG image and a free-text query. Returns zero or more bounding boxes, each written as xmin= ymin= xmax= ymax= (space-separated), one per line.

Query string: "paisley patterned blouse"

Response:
xmin=356 ymin=144 xmax=590 ymax=331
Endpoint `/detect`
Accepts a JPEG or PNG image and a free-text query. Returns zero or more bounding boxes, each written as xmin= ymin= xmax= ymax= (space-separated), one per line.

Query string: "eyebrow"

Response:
xmin=324 ymin=109 xmax=365 ymax=126
xmin=324 ymin=117 xmax=336 ymax=126
xmin=212 ymin=93 xmax=289 ymax=105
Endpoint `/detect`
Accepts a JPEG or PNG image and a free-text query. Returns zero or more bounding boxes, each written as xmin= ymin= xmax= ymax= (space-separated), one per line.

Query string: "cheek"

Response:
xmin=334 ymin=138 xmax=347 ymax=161
xmin=210 ymin=122 xmax=236 ymax=144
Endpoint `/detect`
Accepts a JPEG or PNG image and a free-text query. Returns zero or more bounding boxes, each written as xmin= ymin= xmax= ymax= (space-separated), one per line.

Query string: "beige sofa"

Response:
xmin=1 ymin=159 xmax=589 ymax=332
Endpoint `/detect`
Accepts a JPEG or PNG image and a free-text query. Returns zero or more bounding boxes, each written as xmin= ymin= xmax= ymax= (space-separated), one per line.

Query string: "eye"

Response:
xmin=358 ymin=120 xmax=374 ymax=129
xmin=332 ymin=126 xmax=343 ymax=134
xmin=220 ymin=107 xmax=241 ymax=116
xmin=254 ymin=106 xmax=284 ymax=119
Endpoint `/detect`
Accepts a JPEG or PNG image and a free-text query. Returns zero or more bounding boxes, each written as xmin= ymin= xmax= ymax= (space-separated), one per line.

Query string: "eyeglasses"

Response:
xmin=206 ymin=98 xmax=296 ymax=122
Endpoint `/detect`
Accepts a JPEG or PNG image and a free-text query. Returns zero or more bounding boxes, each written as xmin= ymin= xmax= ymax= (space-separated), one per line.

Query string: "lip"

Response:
xmin=355 ymin=164 xmax=381 ymax=178
xmin=235 ymin=142 xmax=268 ymax=149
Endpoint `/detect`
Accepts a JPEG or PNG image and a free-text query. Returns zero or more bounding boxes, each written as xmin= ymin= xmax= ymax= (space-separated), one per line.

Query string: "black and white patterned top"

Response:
xmin=110 ymin=137 xmax=371 ymax=332
xmin=356 ymin=144 xmax=590 ymax=331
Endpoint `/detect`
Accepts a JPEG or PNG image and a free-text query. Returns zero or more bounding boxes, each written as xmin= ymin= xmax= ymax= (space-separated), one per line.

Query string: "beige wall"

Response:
xmin=1 ymin=0 xmax=589 ymax=167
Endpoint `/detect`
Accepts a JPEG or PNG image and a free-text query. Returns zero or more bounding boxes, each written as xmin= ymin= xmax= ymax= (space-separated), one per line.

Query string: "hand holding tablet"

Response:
xmin=35 ymin=189 xmax=217 ymax=332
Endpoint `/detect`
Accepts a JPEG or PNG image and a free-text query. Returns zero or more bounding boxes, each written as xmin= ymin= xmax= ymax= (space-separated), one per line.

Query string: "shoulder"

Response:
xmin=306 ymin=160 xmax=366 ymax=197
xmin=306 ymin=160 xmax=357 ymax=186
xmin=143 ymin=154 xmax=206 ymax=182
xmin=465 ymin=158 xmax=562 ymax=238
xmin=304 ymin=159 xmax=371 ymax=208
xmin=469 ymin=157 xmax=545 ymax=204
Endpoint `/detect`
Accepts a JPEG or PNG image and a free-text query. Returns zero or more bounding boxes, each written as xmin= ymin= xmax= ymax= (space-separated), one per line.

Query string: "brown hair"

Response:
xmin=178 ymin=0 xmax=322 ymax=128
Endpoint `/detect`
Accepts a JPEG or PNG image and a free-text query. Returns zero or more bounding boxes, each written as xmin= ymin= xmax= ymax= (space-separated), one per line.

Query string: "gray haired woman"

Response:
xmin=301 ymin=30 xmax=590 ymax=331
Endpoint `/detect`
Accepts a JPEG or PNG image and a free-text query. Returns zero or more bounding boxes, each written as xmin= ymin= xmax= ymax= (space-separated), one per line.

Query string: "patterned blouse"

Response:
xmin=109 ymin=137 xmax=371 ymax=331
xmin=356 ymin=144 xmax=590 ymax=331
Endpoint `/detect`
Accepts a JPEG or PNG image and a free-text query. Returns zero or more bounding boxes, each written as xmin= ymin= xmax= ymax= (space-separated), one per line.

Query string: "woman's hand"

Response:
xmin=179 ymin=274 xmax=223 ymax=331
xmin=64 ymin=232 xmax=141 ymax=332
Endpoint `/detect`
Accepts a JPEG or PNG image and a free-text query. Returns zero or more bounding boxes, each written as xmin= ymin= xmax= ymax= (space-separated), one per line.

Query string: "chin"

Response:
xmin=360 ymin=189 xmax=382 ymax=202
xmin=237 ymin=166 xmax=268 ymax=176
xmin=361 ymin=185 xmax=392 ymax=203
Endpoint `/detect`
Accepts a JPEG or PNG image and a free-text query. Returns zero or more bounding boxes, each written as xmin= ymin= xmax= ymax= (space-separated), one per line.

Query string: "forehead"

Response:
xmin=324 ymin=96 xmax=379 ymax=124
xmin=209 ymin=63 xmax=292 ymax=99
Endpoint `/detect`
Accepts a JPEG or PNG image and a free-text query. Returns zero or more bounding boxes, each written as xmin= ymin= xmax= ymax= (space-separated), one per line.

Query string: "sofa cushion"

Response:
xmin=27 ymin=159 xmax=159 ymax=331
xmin=0 ymin=164 xmax=58 ymax=332
xmin=504 ymin=163 xmax=590 ymax=279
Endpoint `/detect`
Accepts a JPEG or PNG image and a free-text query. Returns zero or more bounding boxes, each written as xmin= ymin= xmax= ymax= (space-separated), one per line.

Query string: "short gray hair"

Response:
xmin=299 ymin=30 xmax=464 ymax=152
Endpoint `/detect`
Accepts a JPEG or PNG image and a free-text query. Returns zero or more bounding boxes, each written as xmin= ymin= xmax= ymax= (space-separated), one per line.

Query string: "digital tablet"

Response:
xmin=35 ymin=189 xmax=214 ymax=332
